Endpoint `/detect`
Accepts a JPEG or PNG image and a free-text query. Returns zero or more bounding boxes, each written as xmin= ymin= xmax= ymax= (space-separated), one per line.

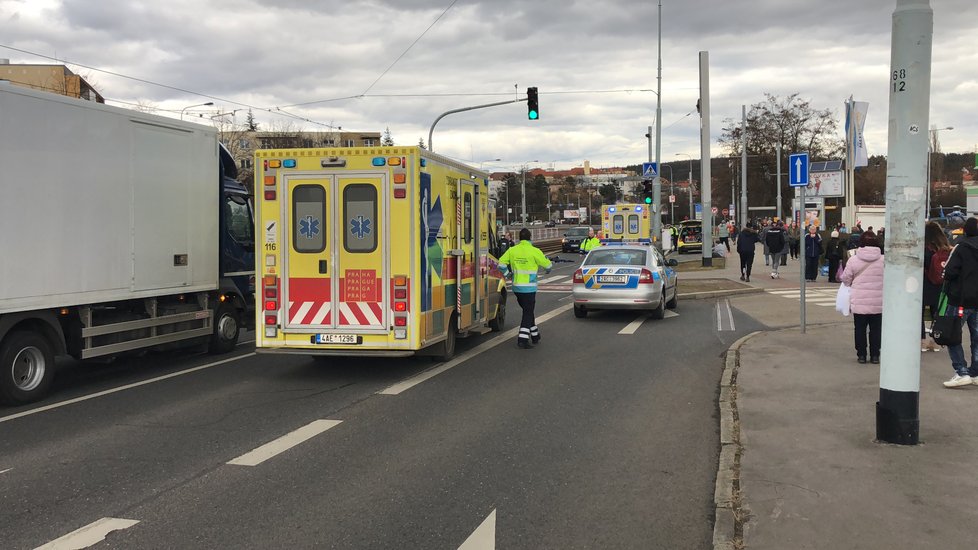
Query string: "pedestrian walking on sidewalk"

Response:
xmin=498 ymin=228 xmax=552 ymax=349
xmin=841 ymin=231 xmax=884 ymax=364
xmin=940 ymin=217 xmax=978 ymax=387
xmin=737 ymin=222 xmax=760 ymax=282
xmin=825 ymin=230 xmax=846 ymax=283
xmin=718 ymin=221 xmax=730 ymax=252
xmin=804 ymin=224 xmax=823 ymax=281
xmin=760 ymin=220 xmax=771 ymax=266
xmin=788 ymin=221 xmax=801 ymax=259
xmin=922 ymin=221 xmax=951 ymax=352
xmin=765 ymin=221 xmax=787 ymax=278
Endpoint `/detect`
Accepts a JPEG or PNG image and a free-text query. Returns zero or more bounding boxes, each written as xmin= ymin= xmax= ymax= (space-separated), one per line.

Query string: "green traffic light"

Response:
xmin=528 ymin=110 xmax=538 ymax=120
xmin=644 ymin=196 xmax=652 ymax=204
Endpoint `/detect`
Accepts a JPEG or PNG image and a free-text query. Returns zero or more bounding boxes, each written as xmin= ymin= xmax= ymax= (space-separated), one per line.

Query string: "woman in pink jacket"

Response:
xmin=841 ymin=231 xmax=885 ymax=364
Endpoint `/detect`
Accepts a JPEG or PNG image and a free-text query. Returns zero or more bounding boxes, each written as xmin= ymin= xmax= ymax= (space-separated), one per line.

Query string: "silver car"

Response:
xmin=572 ymin=245 xmax=679 ymax=319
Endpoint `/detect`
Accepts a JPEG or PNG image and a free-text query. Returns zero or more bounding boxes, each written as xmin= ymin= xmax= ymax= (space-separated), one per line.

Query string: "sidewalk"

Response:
xmin=696 ymin=243 xmax=978 ymax=548
xmin=727 ymin=324 xmax=978 ymax=549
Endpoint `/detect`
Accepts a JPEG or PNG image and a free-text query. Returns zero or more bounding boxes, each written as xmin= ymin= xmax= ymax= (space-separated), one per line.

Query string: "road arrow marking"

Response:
xmin=36 ymin=517 xmax=140 ymax=550
xmin=458 ymin=509 xmax=496 ymax=550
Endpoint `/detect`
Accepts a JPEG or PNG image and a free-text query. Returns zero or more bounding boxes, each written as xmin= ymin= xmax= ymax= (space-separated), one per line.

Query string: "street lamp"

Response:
xmin=676 ymin=153 xmax=693 ymax=220
xmin=180 ymin=102 xmax=214 ymax=120
xmin=927 ymin=126 xmax=953 ymax=217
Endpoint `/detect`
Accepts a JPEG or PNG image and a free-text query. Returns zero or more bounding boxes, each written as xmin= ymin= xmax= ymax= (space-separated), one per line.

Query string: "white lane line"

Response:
xmin=619 ymin=314 xmax=650 ymax=335
xmin=458 ymin=509 xmax=496 ymax=550
xmin=227 ymin=419 xmax=342 ymax=467
xmin=35 ymin=517 xmax=140 ymax=550
xmin=724 ymin=298 xmax=736 ymax=331
xmin=379 ymin=303 xmax=574 ymax=395
xmin=716 ymin=301 xmax=723 ymax=331
xmin=0 ymin=467 xmax=12 ymax=475
xmin=0 ymin=353 xmax=256 ymax=424
xmin=538 ymin=275 xmax=569 ymax=284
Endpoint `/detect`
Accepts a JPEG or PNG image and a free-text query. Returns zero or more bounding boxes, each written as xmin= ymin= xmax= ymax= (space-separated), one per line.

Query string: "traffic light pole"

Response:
xmin=428 ymin=98 xmax=526 ymax=153
xmin=652 ymin=0 xmax=664 ymax=250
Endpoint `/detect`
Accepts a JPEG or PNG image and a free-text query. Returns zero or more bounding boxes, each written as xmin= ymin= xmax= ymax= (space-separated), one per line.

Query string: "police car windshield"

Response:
xmin=584 ymin=249 xmax=647 ymax=266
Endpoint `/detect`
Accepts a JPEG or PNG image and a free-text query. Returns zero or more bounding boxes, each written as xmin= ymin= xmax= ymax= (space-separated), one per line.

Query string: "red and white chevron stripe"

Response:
xmin=289 ymin=301 xmax=332 ymax=325
xmin=338 ymin=301 xmax=384 ymax=326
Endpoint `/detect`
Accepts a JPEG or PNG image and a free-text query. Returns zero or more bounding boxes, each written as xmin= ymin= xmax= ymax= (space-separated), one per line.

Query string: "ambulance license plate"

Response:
xmin=314 ymin=334 xmax=361 ymax=345
xmin=598 ymin=275 xmax=628 ymax=283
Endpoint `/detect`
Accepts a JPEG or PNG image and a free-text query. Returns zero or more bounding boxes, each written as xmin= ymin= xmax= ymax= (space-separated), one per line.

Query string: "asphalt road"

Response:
xmin=0 ymin=257 xmax=764 ymax=550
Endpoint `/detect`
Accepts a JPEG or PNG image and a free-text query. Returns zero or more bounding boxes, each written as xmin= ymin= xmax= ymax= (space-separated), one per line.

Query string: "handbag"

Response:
xmin=931 ymin=284 xmax=962 ymax=346
xmin=835 ymin=284 xmax=851 ymax=316
xmin=836 ymin=264 xmax=845 ymax=281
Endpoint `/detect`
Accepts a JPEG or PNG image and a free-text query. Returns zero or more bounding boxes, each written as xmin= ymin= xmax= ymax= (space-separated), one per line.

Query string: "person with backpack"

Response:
xmin=765 ymin=220 xmax=787 ymax=279
xmin=737 ymin=222 xmax=760 ymax=282
xmin=921 ymin=222 xmax=952 ymax=352
xmin=940 ymin=217 xmax=978 ymax=387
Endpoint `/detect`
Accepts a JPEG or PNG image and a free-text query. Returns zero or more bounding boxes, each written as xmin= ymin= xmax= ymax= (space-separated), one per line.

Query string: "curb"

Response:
xmin=680 ymin=288 xmax=764 ymax=300
xmin=713 ymin=330 xmax=762 ymax=550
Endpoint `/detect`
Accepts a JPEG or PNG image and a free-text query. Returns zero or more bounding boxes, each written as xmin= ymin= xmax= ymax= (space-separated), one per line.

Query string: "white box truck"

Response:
xmin=0 ymin=84 xmax=255 ymax=404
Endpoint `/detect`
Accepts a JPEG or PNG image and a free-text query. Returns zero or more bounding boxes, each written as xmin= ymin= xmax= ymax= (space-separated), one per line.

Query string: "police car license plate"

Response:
xmin=598 ymin=275 xmax=628 ymax=283
xmin=315 ymin=334 xmax=360 ymax=345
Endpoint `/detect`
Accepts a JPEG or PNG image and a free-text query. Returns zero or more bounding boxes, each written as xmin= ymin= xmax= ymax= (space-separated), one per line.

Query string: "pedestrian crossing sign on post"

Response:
xmin=642 ymin=162 xmax=658 ymax=178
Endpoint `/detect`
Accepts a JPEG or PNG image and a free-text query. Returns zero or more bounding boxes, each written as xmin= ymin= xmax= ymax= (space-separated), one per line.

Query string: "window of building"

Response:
xmin=344 ymin=139 xmax=355 ymax=147
xmin=362 ymin=138 xmax=375 ymax=147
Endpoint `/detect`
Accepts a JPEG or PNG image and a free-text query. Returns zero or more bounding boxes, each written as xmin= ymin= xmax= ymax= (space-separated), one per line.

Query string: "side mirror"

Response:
xmin=667 ymin=259 xmax=679 ymax=267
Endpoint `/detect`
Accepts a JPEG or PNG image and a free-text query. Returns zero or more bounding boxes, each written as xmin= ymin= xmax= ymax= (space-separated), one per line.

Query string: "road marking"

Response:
xmin=0 ymin=467 xmax=11 ymax=475
xmin=35 ymin=517 xmax=140 ymax=550
xmin=619 ymin=314 xmax=651 ymax=334
xmin=716 ymin=299 xmax=736 ymax=331
xmin=379 ymin=303 xmax=574 ymax=395
xmin=227 ymin=419 xmax=342 ymax=467
xmin=0 ymin=353 xmax=257 ymax=424
xmin=538 ymin=275 xmax=569 ymax=284
xmin=458 ymin=509 xmax=496 ymax=550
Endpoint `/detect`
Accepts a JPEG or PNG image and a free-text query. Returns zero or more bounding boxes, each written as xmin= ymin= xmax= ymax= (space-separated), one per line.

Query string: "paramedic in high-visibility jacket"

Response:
xmin=498 ymin=228 xmax=553 ymax=349
xmin=580 ymin=228 xmax=601 ymax=254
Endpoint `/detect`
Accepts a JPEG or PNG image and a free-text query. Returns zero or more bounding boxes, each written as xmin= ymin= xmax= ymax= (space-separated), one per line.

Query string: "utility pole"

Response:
xmin=740 ymin=105 xmax=747 ymax=228
xmin=652 ymin=0 xmax=664 ymax=249
xmin=776 ymin=141 xmax=783 ymax=220
xmin=877 ymin=0 xmax=932 ymax=446
xmin=699 ymin=51 xmax=712 ymax=267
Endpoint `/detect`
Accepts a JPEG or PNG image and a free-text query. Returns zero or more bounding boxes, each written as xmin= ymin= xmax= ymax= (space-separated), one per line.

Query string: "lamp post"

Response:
xmin=180 ymin=102 xmax=214 ymax=120
xmin=927 ymin=126 xmax=953 ymax=217
xmin=676 ymin=153 xmax=693 ymax=220
xmin=660 ymin=164 xmax=674 ymax=223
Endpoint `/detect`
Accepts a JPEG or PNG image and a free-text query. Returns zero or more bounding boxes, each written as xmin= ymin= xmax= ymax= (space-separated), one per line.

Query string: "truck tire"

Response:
xmin=208 ymin=302 xmax=240 ymax=354
xmin=433 ymin=315 xmax=457 ymax=362
xmin=488 ymin=292 xmax=507 ymax=332
xmin=0 ymin=331 xmax=56 ymax=405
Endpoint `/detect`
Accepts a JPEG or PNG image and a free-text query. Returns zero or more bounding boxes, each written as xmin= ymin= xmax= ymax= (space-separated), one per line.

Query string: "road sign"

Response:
xmin=789 ymin=153 xmax=809 ymax=187
xmin=722 ymin=208 xmax=729 ymax=215
xmin=642 ymin=162 xmax=658 ymax=177
xmin=711 ymin=206 xmax=718 ymax=214
xmin=668 ymin=194 xmax=676 ymax=203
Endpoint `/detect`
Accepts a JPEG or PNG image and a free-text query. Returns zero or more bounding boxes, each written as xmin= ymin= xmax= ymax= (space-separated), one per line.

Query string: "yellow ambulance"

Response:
xmin=254 ymin=146 xmax=507 ymax=361
xmin=601 ymin=203 xmax=652 ymax=244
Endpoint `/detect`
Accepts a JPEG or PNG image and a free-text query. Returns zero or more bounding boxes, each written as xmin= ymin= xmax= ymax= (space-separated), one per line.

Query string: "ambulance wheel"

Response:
xmin=433 ymin=315 xmax=457 ymax=362
xmin=0 ymin=331 xmax=55 ymax=405
xmin=489 ymin=293 xmax=507 ymax=332
xmin=651 ymin=294 xmax=665 ymax=320
xmin=666 ymin=288 xmax=678 ymax=309
xmin=574 ymin=305 xmax=588 ymax=318
xmin=209 ymin=302 xmax=240 ymax=354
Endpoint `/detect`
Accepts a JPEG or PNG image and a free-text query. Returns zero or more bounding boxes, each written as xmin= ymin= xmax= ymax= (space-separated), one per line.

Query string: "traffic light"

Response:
xmin=642 ymin=180 xmax=653 ymax=205
xmin=527 ymin=87 xmax=539 ymax=120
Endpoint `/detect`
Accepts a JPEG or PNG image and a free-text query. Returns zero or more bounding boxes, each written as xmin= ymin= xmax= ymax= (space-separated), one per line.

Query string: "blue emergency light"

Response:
xmin=283 ymin=159 xmax=297 ymax=168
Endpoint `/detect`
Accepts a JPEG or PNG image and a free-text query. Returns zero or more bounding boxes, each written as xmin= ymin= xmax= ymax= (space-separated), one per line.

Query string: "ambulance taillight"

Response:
xmin=393 ymin=275 xmax=409 ymax=338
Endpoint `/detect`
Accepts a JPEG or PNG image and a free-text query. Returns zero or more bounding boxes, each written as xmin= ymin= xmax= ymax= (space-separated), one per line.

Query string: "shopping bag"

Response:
xmin=819 ymin=264 xmax=829 ymax=277
xmin=835 ymin=284 xmax=851 ymax=316
xmin=836 ymin=264 xmax=845 ymax=281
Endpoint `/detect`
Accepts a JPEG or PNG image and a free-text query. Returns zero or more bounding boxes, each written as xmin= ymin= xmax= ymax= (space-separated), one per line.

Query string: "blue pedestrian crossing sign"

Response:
xmin=642 ymin=162 xmax=658 ymax=178
xmin=788 ymin=153 xmax=809 ymax=187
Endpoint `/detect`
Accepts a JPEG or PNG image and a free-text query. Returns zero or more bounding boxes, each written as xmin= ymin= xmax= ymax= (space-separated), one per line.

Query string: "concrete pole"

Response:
xmin=776 ymin=141 xmax=783 ymax=220
xmin=652 ymin=0 xmax=663 ymax=249
xmin=521 ymin=168 xmax=527 ymax=225
xmin=877 ymin=0 xmax=932 ymax=446
xmin=699 ymin=51 xmax=712 ymax=267
xmin=799 ymin=184 xmax=807 ymax=334
xmin=740 ymin=105 xmax=748 ymax=228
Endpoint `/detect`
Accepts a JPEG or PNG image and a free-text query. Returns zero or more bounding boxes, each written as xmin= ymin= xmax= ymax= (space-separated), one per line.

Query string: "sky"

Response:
xmin=1 ymin=0 xmax=975 ymax=171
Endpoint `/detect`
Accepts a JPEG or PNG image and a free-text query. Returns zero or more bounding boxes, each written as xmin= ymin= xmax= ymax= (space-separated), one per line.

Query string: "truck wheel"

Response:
xmin=433 ymin=315 xmax=457 ymax=362
xmin=0 ymin=331 xmax=55 ymax=405
xmin=488 ymin=293 xmax=507 ymax=332
xmin=209 ymin=302 xmax=240 ymax=354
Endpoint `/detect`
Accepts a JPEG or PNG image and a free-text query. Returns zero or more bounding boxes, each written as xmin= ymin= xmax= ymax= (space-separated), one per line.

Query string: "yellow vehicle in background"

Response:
xmin=600 ymin=203 xmax=652 ymax=244
xmin=253 ymin=146 xmax=507 ymax=361
xmin=676 ymin=220 xmax=703 ymax=253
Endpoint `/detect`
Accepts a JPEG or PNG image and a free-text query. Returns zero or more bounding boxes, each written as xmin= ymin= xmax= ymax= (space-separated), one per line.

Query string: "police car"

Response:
xmin=572 ymin=245 xmax=679 ymax=319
